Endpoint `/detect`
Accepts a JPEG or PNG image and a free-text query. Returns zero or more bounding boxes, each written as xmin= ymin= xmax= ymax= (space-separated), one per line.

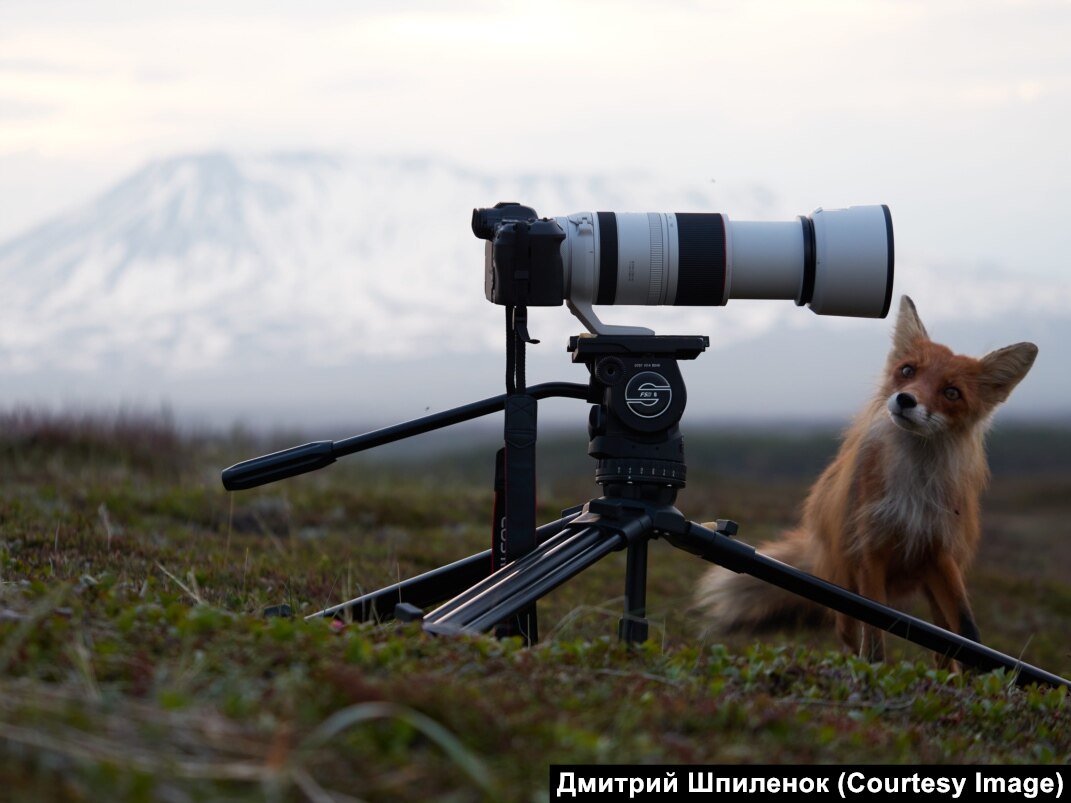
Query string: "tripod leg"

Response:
xmin=424 ymin=526 xmax=618 ymax=635
xmin=426 ymin=526 xmax=589 ymax=622
xmin=619 ymin=540 xmax=649 ymax=643
xmin=658 ymin=516 xmax=1071 ymax=689
xmin=307 ymin=550 xmax=491 ymax=623
xmin=493 ymin=393 xmax=540 ymax=642
xmin=424 ymin=511 xmax=653 ymax=637
xmin=308 ymin=512 xmax=580 ymax=623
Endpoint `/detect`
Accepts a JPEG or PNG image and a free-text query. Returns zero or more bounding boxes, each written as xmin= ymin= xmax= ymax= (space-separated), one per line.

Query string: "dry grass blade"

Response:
xmin=156 ymin=561 xmax=205 ymax=605
xmin=0 ymin=720 xmax=270 ymax=782
xmin=293 ymin=701 xmax=495 ymax=796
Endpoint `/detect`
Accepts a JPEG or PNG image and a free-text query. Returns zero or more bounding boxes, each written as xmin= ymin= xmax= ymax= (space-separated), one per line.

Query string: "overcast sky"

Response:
xmin=3 ymin=0 xmax=1070 ymax=281
xmin=1 ymin=0 xmax=1069 ymax=427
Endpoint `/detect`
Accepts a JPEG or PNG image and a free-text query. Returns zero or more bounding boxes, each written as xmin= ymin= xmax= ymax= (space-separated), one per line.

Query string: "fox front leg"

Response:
xmin=857 ymin=557 xmax=890 ymax=663
xmin=924 ymin=553 xmax=980 ymax=672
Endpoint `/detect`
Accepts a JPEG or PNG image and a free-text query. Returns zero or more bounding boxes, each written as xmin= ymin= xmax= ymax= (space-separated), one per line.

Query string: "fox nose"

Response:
xmin=896 ymin=392 xmax=917 ymax=410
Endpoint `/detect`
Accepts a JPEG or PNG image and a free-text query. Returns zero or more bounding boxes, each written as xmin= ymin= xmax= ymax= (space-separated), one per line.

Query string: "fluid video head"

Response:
xmin=473 ymin=202 xmax=894 ymax=335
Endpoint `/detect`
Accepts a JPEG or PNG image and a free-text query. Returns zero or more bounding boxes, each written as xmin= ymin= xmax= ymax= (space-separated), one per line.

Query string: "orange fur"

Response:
xmin=694 ymin=296 xmax=1038 ymax=666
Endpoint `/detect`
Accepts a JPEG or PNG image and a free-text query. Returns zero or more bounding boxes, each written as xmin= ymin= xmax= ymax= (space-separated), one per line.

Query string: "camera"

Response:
xmin=473 ymin=202 xmax=894 ymax=335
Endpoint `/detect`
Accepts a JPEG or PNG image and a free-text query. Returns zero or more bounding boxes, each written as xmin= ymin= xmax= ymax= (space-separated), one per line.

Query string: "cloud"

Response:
xmin=0 ymin=97 xmax=55 ymax=120
xmin=0 ymin=57 xmax=110 ymax=77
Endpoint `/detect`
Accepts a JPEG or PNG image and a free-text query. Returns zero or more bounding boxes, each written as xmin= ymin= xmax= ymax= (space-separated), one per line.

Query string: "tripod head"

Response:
xmin=569 ymin=334 xmax=707 ymax=499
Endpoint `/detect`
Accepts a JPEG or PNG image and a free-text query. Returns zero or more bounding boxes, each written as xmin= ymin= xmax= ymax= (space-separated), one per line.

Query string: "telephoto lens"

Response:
xmin=556 ymin=205 xmax=893 ymax=320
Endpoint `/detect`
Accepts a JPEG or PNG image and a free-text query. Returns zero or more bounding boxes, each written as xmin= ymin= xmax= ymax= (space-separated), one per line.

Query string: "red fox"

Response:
xmin=695 ymin=295 xmax=1038 ymax=665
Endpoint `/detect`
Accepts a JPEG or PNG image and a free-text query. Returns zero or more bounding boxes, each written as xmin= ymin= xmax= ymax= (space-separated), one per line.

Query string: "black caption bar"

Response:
xmin=551 ymin=765 xmax=1066 ymax=802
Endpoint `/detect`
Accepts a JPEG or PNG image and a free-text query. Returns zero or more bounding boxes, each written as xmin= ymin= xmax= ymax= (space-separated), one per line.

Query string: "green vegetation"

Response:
xmin=0 ymin=409 xmax=1068 ymax=801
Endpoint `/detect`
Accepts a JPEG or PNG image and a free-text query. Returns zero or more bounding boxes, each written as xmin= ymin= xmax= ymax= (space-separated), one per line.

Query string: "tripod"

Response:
xmin=222 ymin=332 xmax=1070 ymax=689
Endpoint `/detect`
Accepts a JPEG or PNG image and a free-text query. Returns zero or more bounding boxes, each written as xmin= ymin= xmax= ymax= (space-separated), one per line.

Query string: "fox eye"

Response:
xmin=944 ymin=387 xmax=961 ymax=401
xmin=900 ymin=364 xmax=915 ymax=378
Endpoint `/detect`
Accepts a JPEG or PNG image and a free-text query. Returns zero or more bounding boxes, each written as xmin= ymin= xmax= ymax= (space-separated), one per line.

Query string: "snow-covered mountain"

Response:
xmin=1 ymin=152 xmax=1068 ymax=427
xmin=0 ymin=152 xmax=766 ymax=372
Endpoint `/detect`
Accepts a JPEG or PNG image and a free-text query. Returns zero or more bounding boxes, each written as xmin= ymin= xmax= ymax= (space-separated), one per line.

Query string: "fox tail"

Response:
xmin=693 ymin=528 xmax=828 ymax=634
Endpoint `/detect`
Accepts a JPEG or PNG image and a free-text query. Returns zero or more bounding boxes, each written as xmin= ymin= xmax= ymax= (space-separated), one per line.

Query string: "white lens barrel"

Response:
xmin=557 ymin=204 xmax=893 ymax=333
xmin=725 ymin=220 xmax=807 ymax=302
xmin=611 ymin=212 xmax=678 ymax=305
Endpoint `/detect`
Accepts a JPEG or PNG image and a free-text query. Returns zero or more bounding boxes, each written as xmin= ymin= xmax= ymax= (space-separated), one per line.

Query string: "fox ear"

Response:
xmin=891 ymin=295 xmax=929 ymax=358
xmin=978 ymin=342 xmax=1038 ymax=405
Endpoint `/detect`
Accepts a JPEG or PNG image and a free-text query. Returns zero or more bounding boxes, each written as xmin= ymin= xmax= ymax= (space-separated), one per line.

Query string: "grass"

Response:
xmin=0 ymin=408 xmax=1069 ymax=801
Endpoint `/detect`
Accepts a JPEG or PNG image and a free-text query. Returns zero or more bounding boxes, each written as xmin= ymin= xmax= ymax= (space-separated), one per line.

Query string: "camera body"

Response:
xmin=473 ymin=203 xmax=567 ymax=308
xmin=473 ymin=200 xmax=895 ymax=336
